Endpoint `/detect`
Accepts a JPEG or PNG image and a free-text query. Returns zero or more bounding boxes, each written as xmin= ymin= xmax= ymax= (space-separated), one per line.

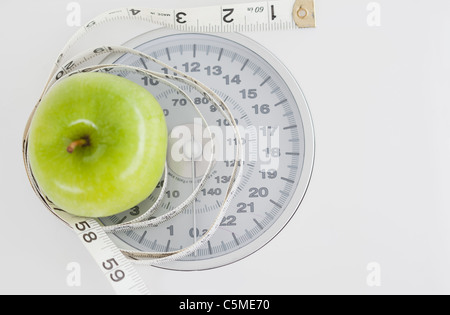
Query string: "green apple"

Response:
xmin=28 ymin=72 xmax=168 ymax=218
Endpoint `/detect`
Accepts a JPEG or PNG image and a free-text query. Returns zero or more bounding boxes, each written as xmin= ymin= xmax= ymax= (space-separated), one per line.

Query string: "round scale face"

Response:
xmin=99 ymin=30 xmax=314 ymax=271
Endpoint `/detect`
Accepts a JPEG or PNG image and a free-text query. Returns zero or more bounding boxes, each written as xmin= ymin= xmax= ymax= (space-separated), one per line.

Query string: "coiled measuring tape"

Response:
xmin=22 ymin=0 xmax=316 ymax=295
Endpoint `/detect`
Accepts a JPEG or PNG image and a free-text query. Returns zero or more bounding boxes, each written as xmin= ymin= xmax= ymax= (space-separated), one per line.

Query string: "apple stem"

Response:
xmin=67 ymin=138 xmax=89 ymax=153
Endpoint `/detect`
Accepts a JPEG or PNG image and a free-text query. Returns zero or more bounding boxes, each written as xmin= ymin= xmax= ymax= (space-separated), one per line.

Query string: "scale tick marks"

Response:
xmin=280 ymin=190 xmax=289 ymax=196
xmin=241 ymin=59 xmax=249 ymax=71
xmin=271 ymin=86 xmax=281 ymax=94
xmin=274 ymin=99 xmax=288 ymax=106
xmin=270 ymin=199 xmax=282 ymax=208
xmin=138 ymin=231 xmax=147 ymax=244
xmin=260 ymin=76 xmax=271 ymax=86
xmin=208 ymin=241 xmax=213 ymax=254
xmin=140 ymin=58 xmax=148 ymax=69
xmin=253 ymin=219 xmax=263 ymax=230
xmin=232 ymin=233 xmax=240 ymax=245
xmin=281 ymin=177 xmax=295 ymax=184
xmin=265 ymin=212 xmax=274 ymax=220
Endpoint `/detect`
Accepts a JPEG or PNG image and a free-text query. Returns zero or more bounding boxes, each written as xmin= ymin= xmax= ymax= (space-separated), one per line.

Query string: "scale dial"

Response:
xmin=99 ymin=29 xmax=314 ymax=271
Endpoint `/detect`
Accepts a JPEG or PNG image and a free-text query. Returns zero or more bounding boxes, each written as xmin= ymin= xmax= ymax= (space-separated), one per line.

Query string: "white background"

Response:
xmin=1 ymin=0 xmax=450 ymax=295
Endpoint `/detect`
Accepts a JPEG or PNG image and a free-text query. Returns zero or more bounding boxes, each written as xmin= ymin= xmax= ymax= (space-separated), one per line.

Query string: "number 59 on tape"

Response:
xmin=62 ymin=212 xmax=150 ymax=295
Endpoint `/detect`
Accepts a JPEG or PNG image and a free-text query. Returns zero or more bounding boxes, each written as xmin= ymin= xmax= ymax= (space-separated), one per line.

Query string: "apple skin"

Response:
xmin=28 ymin=72 xmax=167 ymax=218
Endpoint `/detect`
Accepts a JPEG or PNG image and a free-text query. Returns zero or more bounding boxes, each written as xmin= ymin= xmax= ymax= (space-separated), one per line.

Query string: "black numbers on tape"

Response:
xmin=83 ymin=232 xmax=98 ymax=243
xmin=93 ymin=47 xmax=113 ymax=54
xmin=129 ymin=9 xmax=141 ymax=16
xmin=55 ymin=71 xmax=64 ymax=81
xmin=75 ymin=221 xmax=91 ymax=231
xmin=175 ymin=7 xmax=237 ymax=24
xmin=102 ymin=258 xmax=126 ymax=283
xmin=271 ymin=5 xmax=277 ymax=20
xmin=110 ymin=270 xmax=126 ymax=283
xmin=63 ymin=60 xmax=75 ymax=73
xmin=55 ymin=47 xmax=115 ymax=81
xmin=86 ymin=20 xmax=96 ymax=28
xmin=129 ymin=206 xmax=140 ymax=216
xmin=75 ymin=221 xmax=98 ymax=243
xmin=176 ymin=12 xmax=187 ymax=24
xmin=223 ymin=8 xmax=235 ymax=23
xmin=102 ymin=258 xmax=118 ymax=270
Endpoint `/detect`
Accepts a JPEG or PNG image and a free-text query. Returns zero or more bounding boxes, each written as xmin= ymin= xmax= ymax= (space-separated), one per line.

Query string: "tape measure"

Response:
xmin=22 ymin=0 xmax=316 ymax=295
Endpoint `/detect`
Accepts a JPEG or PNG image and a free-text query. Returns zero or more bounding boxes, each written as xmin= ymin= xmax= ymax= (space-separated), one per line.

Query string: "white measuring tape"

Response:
xmin=22 ymin=0 xmax=316 ymax=295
